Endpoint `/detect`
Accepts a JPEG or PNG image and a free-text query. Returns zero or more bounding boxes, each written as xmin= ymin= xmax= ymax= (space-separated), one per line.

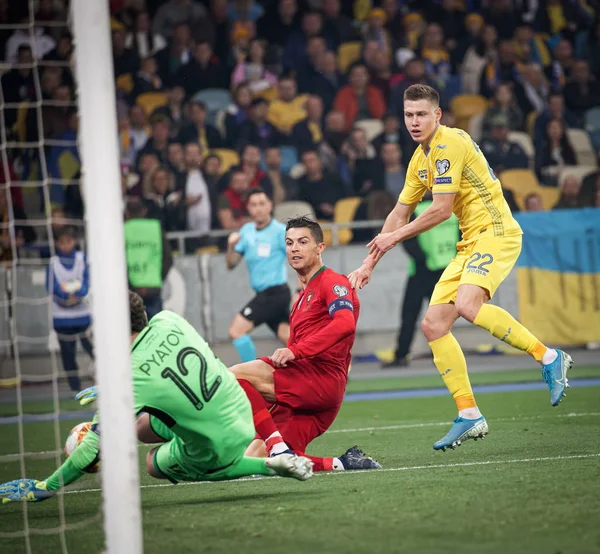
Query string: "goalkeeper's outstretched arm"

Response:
xmin=0 ymin=415 xmax=100 ymax=503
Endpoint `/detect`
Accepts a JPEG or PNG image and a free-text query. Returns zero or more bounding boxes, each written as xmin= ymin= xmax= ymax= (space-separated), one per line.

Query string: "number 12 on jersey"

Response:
xmin=161 ymin=347 xmax=222 ymax=410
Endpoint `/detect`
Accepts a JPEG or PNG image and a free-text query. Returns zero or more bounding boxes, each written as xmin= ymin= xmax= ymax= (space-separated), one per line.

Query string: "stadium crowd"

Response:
xmin=1 ymin=0 xmax=600 ymax=259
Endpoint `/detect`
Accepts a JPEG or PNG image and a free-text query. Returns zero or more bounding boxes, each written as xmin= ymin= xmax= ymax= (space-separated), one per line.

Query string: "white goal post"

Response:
xmin=71 ymin=1 xmax=143 ymax=553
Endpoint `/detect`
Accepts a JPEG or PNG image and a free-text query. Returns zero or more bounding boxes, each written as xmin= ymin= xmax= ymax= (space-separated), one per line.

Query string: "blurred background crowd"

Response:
xmin=1 ymin=0 xmax=600 ymax=259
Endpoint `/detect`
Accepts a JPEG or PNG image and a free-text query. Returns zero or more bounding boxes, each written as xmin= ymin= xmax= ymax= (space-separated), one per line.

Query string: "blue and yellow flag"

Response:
xmin=515 ymin=208 xmax=600 ymax=345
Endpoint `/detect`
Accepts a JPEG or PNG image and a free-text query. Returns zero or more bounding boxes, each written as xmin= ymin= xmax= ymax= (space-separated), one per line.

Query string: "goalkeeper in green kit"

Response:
xmin=1 ymin=292 xmax=312 ymax=503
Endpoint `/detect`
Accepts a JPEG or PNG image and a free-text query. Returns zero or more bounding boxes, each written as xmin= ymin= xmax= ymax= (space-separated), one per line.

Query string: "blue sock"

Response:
xmin=232 ymin=335 xmax=257 ymax=362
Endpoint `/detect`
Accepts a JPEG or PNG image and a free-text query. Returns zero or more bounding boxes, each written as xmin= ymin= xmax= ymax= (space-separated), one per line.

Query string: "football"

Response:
xmin=64 ymin=422 xmax=101 ymax=473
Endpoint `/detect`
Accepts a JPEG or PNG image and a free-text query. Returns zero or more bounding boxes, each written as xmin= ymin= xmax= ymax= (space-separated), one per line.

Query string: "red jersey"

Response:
xmin=287 ymin=267 xmax=359 ymax=374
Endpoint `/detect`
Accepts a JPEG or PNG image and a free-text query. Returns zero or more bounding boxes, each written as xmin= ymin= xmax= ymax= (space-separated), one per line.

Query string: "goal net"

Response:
xmin=0 ymin=1 xmax=142 ymax=552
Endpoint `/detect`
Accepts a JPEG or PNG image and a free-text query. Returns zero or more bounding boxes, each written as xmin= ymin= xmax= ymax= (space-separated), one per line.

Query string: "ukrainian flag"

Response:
xmin=515 ymin=208 xmax=600 ymax=345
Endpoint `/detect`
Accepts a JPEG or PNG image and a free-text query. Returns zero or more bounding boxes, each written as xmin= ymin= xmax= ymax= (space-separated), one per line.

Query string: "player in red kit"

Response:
xmin=231 ymin=216 xmax=380 ymax=472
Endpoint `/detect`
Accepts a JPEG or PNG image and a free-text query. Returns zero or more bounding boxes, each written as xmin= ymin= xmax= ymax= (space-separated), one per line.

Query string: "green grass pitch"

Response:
xmin=1 ymin=368 xmax=599 ymax=554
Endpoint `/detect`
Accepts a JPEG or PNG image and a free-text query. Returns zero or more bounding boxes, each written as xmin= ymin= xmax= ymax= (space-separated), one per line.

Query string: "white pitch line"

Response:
xmin=3 ymin=412 xmax=599 ymax=462
xmin=62 ymin=452 xmax=600 ymax=496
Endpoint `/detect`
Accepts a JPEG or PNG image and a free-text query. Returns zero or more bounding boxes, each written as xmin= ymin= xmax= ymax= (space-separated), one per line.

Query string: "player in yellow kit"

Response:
xmin=348 ymin=84 xmax=573 ymax=451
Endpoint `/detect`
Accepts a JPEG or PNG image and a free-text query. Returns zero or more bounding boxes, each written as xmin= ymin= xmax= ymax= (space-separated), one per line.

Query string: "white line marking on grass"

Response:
xmin=3 ymin=412 xmax=598 ymax=463
xmin=327 ymin=412 xmax=600 ymax=434
xmin=62 ymin=452 xmax=600 ymax=497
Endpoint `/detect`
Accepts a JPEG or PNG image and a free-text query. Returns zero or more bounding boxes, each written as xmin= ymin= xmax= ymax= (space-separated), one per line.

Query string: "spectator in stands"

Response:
xmin=151 ymin=85 xmax=186 ymax=137
xmin=562 ymin=59 xmax=600 ymax=124
xmin=152 ymin=0 xmax=207 ymax=38
xmin=534 ymin=93 xmax=579 ymax=149
xmin=381 ymin=0 xmax=403 ymax=42
xmin=143 ymin=166 xmax=185 ymax=231
xmin=122 ymin=104 xmax=150 ymax=166
xmin=364 ymin=43 xmax=393 ymax=101
xmin=256 ymin=0 xmax=300 ymax=49
xmin=362 ymin=8 xmax=392 ymax=58
xmin=202 ymin=153 xmax=222 ymax=195
xmin=167 ymin=141 xmax=186 ymax=180
xmin=380 ymin=142 xmax=406 ymax=199
xmin=341 ymin=127 xmax=382 ymax=197
xmin=131 ymin=56 xmax=164 ymax=100
xmin=308 ymin=50 xmax=343 ymax=113
xmin=480 ymin=114 xmax=530 ymax=174
xmin=524 ymin=192 xmax=544 ymax=211
xmin=219 ymin=144 xmax=273 ymax=196
xmin=267 ymin=76 xmax=307 ymax=137
xmin=576 ymin=21 xmax=600 ymax=77
xmin=372 ymin=114 xmax=401 ymax=153
xmin=292 ymin=95 xmax=325 ymax=154
xmin=283 ymin=11 xmax=333 ymax=72
xmin=178 ymin=100 xmax=222 ymax=150
xmin=124 ymin=198 xmax=173 ymax=319
xmin=218 ymin=170 xmax=252 ymax=229
xmin=237 ymin=98 xmax=282 ymax=151
xmin=430 ymin=0 xmax=466 ymax=48
xmin=43 ymin=31 xmax=74 ymax=85
xmin=519 ymin=63 xmax=550 ymax=116
xmin=579 ymin=171 xmax=600 ymax=207
xmin=231 ymin=38 xmax=277 ymax=95
xmin=0 ymin=186 xmax=36 ymax=264
xmin=460 ymin=24 xmax=497 ymax=94
xmin=136 ymin=152 xmax=160 ymax=197
xmin=264 ymin=146 xmax=298 ymax=205
xmin=224 ymin=83 xmax=252 ymax=147
xmin=554 ymin=175 xmax=584 ymax=209
xmin=5 ymin=16 xmax=55 ymax=63
xmin=208 ymin=0 xmax=232 ymax=62
xmin=548 ymin=38 xmax=575 ymax=89
xmin=228 ymin=0 xmax=264 ymax=23
xmin=175 ymin=40 xmax=227 ymax=97
xmin=137 ymin=114 xmax=171 ymax=168
xmin=296 ymin=36 xmax=327 ymax=94
xmin=536 ymin=119 xmax=577 ymax=186
xmin=297 ymin=149 xmax=345 ymax=221
xmin=126 ymin=10 xmax=166 ymax=58
xmin=479 ymin=39 xmax=523 ymax=98
xmin=419 ymin=23 xmax=452 ymax=92
xmin=1 ymin=45 xmax=35 ymax=127
xmin=182 ymin=142 xmax=212 ymax=235
xmin=323 ymin=110 xmax=348 ymax=156
xmin=389 ymin=58 xmax=430 ymax=114
xmin=112 ymin=28 xmax=140 ymax=78
xmin=482 ymin=82 xmax=524 ymax=133
xmin=322 ymin=0 xmax=356 ymax=47
xmin=483 ymin=0 xmax=516 ymax=39
xmin=46 ymin=226 xmax=93 ymax=392
xmin=154 ymin=22 xmax=192 ymax=86
xmin=513 ymin=25 xmax=551 ymax=68
xmin=333 ymin=63 xmax=386 ymax=133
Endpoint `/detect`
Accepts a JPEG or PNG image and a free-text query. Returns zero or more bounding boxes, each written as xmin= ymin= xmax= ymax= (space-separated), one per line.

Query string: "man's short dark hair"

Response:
xmin=285 ymin=216 xmax=324 ymax=244
xmin=247 ymin=187 xmax=270 ymax=201
xmin=129 ymin=291 xmax=148 ymax=334
xmin=403 ymin=84 xmax=440 ymax=106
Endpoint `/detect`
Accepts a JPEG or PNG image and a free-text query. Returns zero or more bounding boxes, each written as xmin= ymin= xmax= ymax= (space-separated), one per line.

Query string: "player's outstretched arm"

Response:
xmin=367 ymin=192 xmax=455 ymax=261
xmin=348 ymin=202 xmax=414 ymax=289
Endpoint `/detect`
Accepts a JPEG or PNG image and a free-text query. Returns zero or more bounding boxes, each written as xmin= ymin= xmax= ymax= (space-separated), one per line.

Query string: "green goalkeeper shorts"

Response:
xmin=151 ymin=418 xmax=256 ymax=483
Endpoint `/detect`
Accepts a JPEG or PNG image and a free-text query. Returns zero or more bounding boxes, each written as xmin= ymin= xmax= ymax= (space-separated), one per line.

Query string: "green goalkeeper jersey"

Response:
xmin=45 ymin=311 xmax=251 ymax=489
xmin=131 ymin=310 xmax=251 ymax=469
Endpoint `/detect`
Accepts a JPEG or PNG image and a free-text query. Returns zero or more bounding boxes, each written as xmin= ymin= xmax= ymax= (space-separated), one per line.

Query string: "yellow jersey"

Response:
xmin=399 ymin=125 xmax=522 ymax=246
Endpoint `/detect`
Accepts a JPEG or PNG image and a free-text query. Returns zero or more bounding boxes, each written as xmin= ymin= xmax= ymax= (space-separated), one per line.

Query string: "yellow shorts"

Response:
xmin=430 ymin=233 xmax=522 ymax=305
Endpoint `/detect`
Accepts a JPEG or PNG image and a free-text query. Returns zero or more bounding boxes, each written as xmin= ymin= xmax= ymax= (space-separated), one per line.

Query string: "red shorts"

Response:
xmin=259 ymin=356 xmax=347 ymax=452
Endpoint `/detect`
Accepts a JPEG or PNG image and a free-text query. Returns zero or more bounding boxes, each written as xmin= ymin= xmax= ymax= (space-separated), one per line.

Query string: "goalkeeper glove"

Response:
xmin=76 ymin=386 xmax=98 ymax=406
xmin=0 ymin=479 xmax=54 ymax=503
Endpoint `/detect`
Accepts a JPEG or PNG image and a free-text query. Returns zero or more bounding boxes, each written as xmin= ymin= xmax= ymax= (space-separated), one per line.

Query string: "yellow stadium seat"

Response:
xmin=211 ymin=149 xmax=240 ymax=174
xmin=337 ymin=42 xmax=362 ymax=74
xmin=319 ymin=220 xmax=334 ymax=246
xmin=13 ymin=101 xmax=29 ymax=142
xmin=334 ymin=197 xmax=362 ymax=245
xmin=136 ymin=92 xmax=168 ymax=117
xmin=450 ymin=94 xmax=488 ymax=131
xmin=499 ymin=169 xmax=558 ymax=210
xmin=195 ymin=245 xmax=219 ymax=255
xmin=116 ymin=73 xmax=134 ymax=94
